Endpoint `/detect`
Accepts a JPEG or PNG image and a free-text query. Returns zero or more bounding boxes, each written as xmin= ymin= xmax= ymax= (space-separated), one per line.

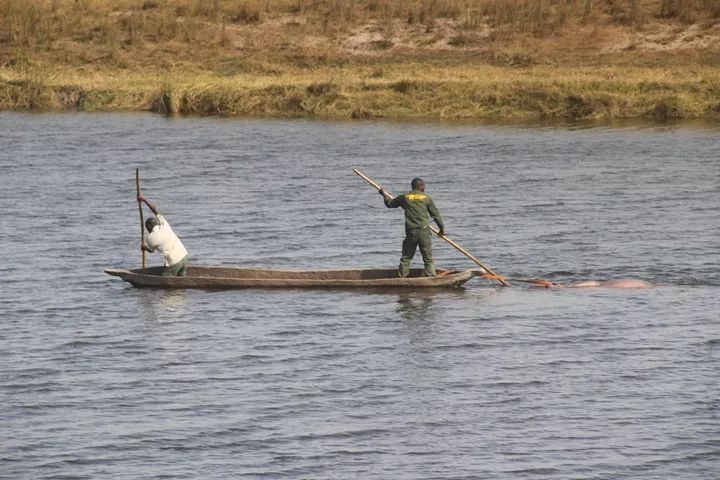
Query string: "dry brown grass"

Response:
xmin=1 ymin=0 xmax=719 ymax=120
xmin=2 ymin=59 xmax=718 ymax=120
xmin=2 ymin=0 xmax=719 ymax=50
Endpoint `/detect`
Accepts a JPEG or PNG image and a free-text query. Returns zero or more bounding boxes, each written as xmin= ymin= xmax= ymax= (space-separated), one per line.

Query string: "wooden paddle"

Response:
xmin=353 ymin=168 xmax=510 ymax=286
xmin=136 ymin=168 xmax=146 ymax=269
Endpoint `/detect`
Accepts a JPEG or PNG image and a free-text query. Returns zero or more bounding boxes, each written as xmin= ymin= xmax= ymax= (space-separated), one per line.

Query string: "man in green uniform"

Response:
xmin=380 ymin=177 xmax=445 ymax=277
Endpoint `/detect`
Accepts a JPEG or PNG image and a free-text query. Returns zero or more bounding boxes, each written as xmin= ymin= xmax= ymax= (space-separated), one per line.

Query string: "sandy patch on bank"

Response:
xmin=340 ymin=19 xmax=492 ymax=52
xmin=600 ymin=22 xmax=720 ymax=52
xmin=214 ymin=14 xmax=719 ymax=58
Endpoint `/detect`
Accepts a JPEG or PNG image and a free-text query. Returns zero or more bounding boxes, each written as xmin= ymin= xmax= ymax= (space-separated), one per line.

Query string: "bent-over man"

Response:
xmin=380 ymin=177 xmax=444 ymax=277
xmin=138 ymin=195 xmax=189 ymax=277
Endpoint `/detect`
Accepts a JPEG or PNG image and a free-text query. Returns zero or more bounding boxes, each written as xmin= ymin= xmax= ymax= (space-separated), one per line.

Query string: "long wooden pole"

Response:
xmin=353 ymin=168 xmax=510 ymax=286
xmin=136 ymin=168 xmax=146 ymax=269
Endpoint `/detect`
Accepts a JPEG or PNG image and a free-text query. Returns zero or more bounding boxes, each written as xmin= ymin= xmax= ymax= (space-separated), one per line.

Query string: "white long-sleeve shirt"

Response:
xmin=147 ymin=214 xmax=188 ymax=266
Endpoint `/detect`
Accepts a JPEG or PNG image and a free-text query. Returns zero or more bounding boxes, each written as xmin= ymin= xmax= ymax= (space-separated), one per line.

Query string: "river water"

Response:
xmin=1 ymin=113 xmax=718 ymax=479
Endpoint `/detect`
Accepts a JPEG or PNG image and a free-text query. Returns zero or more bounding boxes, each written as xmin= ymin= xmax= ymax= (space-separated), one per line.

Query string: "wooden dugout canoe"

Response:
xmin=104 ymin=266 xmax=481 ymax=289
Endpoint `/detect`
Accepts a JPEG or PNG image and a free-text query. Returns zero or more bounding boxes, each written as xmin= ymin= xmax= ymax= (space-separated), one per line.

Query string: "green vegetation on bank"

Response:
xmin=1 ymin=0 xmax=719 ymax=121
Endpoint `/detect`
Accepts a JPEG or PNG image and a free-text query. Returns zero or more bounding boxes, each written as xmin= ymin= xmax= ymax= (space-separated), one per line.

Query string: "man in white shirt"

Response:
xmin=138 ymin=195 xmax=189 ymax=277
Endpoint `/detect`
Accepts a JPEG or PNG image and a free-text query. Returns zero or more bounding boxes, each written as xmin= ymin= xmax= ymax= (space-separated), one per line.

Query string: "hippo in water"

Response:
xmin=566 ymin=279 xmax=652 ymax=288
xmin=524 ymin=278 xmax=652 ymax=288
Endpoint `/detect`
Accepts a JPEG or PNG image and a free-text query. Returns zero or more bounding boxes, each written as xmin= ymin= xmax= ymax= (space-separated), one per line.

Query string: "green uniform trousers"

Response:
xmin=399 ymin=227 xmax=435 ymax=277
xmin=162 ymin=255 xmax=188 ymax=277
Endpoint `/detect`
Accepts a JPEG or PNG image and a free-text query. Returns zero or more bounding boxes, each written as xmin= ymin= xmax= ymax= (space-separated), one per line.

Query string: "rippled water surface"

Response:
xmin=1 ymin=113 xmax=719 ymax=479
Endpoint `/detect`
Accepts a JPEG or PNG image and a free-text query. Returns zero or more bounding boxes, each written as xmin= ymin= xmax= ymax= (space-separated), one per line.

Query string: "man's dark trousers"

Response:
xmin=400 ymin=227 xmax=435 ymax=277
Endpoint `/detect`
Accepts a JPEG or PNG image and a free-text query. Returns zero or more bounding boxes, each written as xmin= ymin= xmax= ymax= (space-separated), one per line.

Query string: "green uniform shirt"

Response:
xmin=384 ymin=189 xmax=444 ymax=232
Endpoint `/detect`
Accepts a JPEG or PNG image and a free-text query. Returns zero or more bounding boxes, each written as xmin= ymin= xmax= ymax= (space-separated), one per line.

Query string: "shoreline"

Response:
xmin=6 ymin=109 xmax=720 ymax=132
xmin=2 ymin=63 xmax=719 ymax=122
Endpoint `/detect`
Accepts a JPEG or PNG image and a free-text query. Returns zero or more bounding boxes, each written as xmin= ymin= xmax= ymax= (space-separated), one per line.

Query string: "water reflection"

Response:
xmin=394 ymin=289 xmax=475 ymax=322
xmin=139 ymin=289 xmax=189 ymax=322
xmin=395 ymin=292 xmax=435 ymax=322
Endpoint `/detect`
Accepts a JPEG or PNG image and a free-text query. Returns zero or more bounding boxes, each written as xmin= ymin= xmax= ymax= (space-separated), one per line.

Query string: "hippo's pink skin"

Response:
xmin=567 ymin=280 xmax=602 ymax=288
xmin=568 ymin=279 xmax=652 ymax=289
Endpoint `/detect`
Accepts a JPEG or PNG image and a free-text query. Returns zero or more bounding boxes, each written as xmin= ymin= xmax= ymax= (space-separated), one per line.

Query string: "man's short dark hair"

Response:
xmin=145 ymin=217 xmax=158 ymax=233
xmin=411 ymin=178 xmax=423 ymax=189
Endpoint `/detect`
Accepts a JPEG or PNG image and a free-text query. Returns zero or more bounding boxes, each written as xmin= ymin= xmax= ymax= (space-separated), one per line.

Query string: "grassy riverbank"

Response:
xmin=2 ymin=0 xmax=719 ymax=121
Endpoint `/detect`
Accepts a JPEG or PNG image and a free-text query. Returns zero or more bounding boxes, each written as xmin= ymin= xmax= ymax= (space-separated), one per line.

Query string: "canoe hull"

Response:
xmin=104 ymin=266 xmax=479 ymax=289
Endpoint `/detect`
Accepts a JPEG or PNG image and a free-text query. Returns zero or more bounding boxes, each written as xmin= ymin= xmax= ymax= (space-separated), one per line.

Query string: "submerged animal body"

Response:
xmin=567 ymin=279 xmax=652 ymax=289
xmin=523 ymin=278 xmax=653 ymax=289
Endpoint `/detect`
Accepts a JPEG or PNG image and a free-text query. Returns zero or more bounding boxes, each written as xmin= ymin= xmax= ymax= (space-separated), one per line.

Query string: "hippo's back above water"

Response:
xmin=570 ymin=279 xmax=652 ymax=288
xmin=600 ymin=279 xmax=652 ymax=288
